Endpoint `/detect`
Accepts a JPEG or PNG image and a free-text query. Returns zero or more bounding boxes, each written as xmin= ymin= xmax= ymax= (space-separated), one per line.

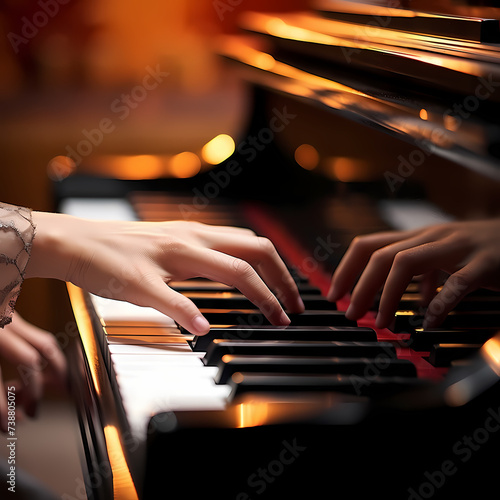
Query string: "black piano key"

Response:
xmin=215 ymin=355 xmax=417 ymax=384
xmin=391 ymin=310 xmax=500 ymax=333
xmin=299 ymin=296 xmax=338 ymax=310
xmin=198 ymin=309 xmax=356 ymax=327
xmin=428 ymin=343 xmax=483 ymax=367
xmin=202 ymin=340 xmax=396 ymax=366
xmin=182 ymin=293 xmax=336 ymax=311
xmin=296 ymin=284 xmax=322 ymax=295
xmin=185 ymin=293 xmax=256 ymax=310
xmin=456 ymin=288 xmax=500 ymax=298
xmin=291 ymin=311 xmax=356 ymax=326
xmin=189 ymin=326 xmax=376 ymax=351
xmin=403 ymin=282 xmax=420 ymax=294
xmin=396 ymin=293 xmax=500 ymax=312
xmin=170 ymin=281 xmax=236 ymax=292
xmin=402 ymin=328 xmax=497 ymax=351
xmin=228 ymin=373 xmax=427 ymax=398
xmin=287 ymin=266 xmax=309 ymax=284
xmin=402 ymin=284 xmax=500 ymax=298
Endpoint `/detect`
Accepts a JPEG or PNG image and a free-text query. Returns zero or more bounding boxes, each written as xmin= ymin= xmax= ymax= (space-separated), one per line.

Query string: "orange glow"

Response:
xmin=445 ymin=334 xmax=500 ymax=407
xmin=482 ymin=335 xmax=500 ymax=376
xmin=74 ymin=153 xmax=203 ymax=179
xmin=170 ymin=151 xmax=201 ymax=178
xmin=67 ymin=284 xmax=102 ymax=397
xmin=294 ymin=144 xmax=319 ymax=170
xmin=218 ymin=37 xmax=368 ymax=102
xmin=266 ymin=17 xmax=287 ymax=32
xmin=87 ymin=154 xmax=167 ymax=179
xmin=201 ymin=134 xmax=235 ymax=164
xmin=104 ymin=425 xmax=139 ymax=500
xmin=117 ymin=155 xmax=164 ymax=179
xmin=47 ymin=155 xmax=76 ymax=181
xmin=255 ymin=53 xmax=276 ymax=71
xmin=327 ymin=157 xmax=371 ymax=182
xmin=264 ymin=15 xmax=333 ymax=45
xmin=444 ymin=382 xmax=469 ymax=407
xmin=444 ymin=114 xmax=460 ymax=132
xmin=240 ymin=11 xmax=485 ymax=87
xmin=236 ymin=399 xmax=270 ymax=428
xmin=419 ymin=108 xmax=428 ymax=120
xmin=229 ymin=394 xmax=350 ymax=428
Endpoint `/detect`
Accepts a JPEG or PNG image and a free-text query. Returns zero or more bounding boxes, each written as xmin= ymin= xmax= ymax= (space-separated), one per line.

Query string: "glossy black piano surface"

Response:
xmin=57 ymin=1 xmax=500 ymax=499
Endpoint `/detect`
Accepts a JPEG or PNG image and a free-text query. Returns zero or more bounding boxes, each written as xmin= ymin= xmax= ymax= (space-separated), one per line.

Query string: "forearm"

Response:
xmin=0 ymin=203 xmax=36 ymax=327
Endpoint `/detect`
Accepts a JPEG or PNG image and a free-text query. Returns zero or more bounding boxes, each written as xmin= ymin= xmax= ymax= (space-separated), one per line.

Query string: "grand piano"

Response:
xmin=54 ymin=1 xmax=500 ymax=498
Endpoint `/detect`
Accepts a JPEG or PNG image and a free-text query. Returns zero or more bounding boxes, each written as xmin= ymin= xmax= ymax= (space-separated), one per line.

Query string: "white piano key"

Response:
xmin=110 ymin=352 xmax=207 ymax=367
xmin=108 ymin=344 xmax=193 ymax=354
xmin=90 ymin=294 xmax=176 ymax=326
xmin=117 ymin=371 xmax=231 ymax=437
xmin=112 ymin=361 xmax=212 ymax=375
xmin=111 ymin=354 xmax=203 ymax=367
xmin=114 ymin=366 xmax=219 ymax=379
xmin=113 ymin=366 xmax=217 ymax=382
xmin=107 ymin=332 xmax=187 ymax=341
xmin=123 ymin=387 xmax=231 ymax=438
xmin=119 ymin=380 xmax=231 ymax=409
xmin=60 ymin=198 xmax=138 ymax=221
xmin=378 ymin=199 xmax=454 ymax=230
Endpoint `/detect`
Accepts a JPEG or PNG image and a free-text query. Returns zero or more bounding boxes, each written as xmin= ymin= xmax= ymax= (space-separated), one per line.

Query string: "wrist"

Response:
xmin=25 ymin=212 xmax=76 ymax=281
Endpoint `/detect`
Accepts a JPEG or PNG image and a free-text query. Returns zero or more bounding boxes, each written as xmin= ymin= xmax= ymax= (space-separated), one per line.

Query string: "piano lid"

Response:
xmin=315 ymin=0 xmax=500 ymax=43
xmin=316 ymin=0 xmax=500 ymax=21
xmin=218 ymin=1 xmax=500 ymax=180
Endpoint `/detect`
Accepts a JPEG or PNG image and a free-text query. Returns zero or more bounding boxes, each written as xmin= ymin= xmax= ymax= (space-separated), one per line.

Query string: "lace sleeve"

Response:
xmin=0 ymin=203 xmax=36 ymax=328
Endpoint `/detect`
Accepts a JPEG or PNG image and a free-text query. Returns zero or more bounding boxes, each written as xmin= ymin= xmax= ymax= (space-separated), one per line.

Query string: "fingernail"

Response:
xmin=345 ymin=303 xmax=356 ymax=319
xmin=192 ymin=316 xmax=210 ymax=335
xmin=279 ymin=311 xmax=291 ymax=325
xmin=375 ymin=313 xmax=385 ymax=329
xmin=296 ymin=296 xmax=305 ymax=312
xmin=327 ymin=286 xmax=338 ymax=301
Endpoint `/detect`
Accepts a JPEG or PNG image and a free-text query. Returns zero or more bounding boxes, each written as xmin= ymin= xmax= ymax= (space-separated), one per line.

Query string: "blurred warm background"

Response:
xmin=2 ymin=1 xmax=500 ymax=496
xmin=0 ymin=0 xmax=311 ymax=333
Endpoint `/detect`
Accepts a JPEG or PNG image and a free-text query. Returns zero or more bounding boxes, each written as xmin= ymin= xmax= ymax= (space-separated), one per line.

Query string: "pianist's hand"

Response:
xmin=27 ymin=214 xmax=304 ymax=335
xmin=327 ymin=219 xmax=500 ymax=329
xmin=0 ymin=313 xmax=67 ymax=432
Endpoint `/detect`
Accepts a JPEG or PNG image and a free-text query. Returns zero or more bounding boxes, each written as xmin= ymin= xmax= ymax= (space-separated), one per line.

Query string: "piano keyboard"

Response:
xmin=63 ymin=195 xmax=500 ymax=499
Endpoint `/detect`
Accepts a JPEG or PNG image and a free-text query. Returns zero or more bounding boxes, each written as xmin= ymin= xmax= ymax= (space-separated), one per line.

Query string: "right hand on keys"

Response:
xmin=327 ymin=218 xmax=500 ymax=329
xmin=26 ymin=214 xmax=305 ymax=335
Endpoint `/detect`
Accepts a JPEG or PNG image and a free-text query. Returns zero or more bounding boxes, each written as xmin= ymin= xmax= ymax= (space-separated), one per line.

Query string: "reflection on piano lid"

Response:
xmin=316 ymin=0 xmax=500 ymax=42
xmin=218 ymin=4 xmax=500 ymax=180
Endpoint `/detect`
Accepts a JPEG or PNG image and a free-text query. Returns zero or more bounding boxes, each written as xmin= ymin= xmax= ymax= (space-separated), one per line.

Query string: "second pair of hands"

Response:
xmin=328 ymin=218 xmax=500 ymax=329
